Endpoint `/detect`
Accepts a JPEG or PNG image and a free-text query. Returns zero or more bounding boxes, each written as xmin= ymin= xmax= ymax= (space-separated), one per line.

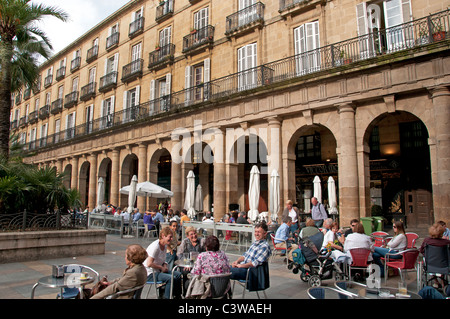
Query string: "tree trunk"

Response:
xmin=0 ymin=39 xmax=13 ymax=160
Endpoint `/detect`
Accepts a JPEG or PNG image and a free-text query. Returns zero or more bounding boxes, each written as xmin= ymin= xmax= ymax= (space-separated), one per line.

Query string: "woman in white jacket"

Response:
xmin=372 ymin=221 xmax=407 ymax=277
xmin=331 ymin=223 xmax=374 ymax=263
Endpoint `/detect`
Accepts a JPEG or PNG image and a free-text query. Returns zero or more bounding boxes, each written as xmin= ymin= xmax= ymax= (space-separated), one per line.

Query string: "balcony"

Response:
xmin=99 ymin=72 xmax=118 ymax=93
xmin=20 ymin=9 xmax=450 ymax=153
xmin=279 ymin=0 xmax=321 ymax=17
xmin=121 ymin=59 xmax=144 ymax=83
xmin=10 ymin=120 xmax=18 ymax=130
xmin=51 ymin=98 xmax=63 ymax=115
xmin=189 ymin=0 xmax=202 ymax=4
xmin=64 ymin=91 xmax=79 ymax=109
xmin=28 ymin=111 xmax=38 ymax=124
xmin=32 ymin=79 xmax=41 ymax=95
xmin=129 ymin=17 xmax=144 ymax=38
xmin=56 ymin=66 xmax=66 ymax=81
xmin=39 ymin=105 xmax=50 ymax=120
xmin=44 ymin=75 xmax=53 ymax=88
xmin=148 ymin=44 xmax=175 ymax=71
xmin=182 ymin=25 xmax=214 ymax=55
xmin=19 ymin=116 xmax=27 ymax=128
xmin=15 ymin=94 xmax=21 ymax=105
xmin=71 ymin=56 xmax=81 ymax=72
xmin=23 ymin=88 xmax=31 ymax=100
xmin=156 ymin=0 xmax=174 ymax=23
xmin=225 ymin=2 xmax=265 ymax=37
xmin=86 ymin=45 xmax=99 ymax=63
xmin=80 ymin=82 xmax=96 ymax=101
xmin=106 ymin=32 xmax=120 ymax=51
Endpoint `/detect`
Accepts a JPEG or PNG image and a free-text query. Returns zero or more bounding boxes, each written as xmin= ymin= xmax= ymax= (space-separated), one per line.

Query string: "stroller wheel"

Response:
xmin=300 ymin=273 xmax=309 ymax=282
xmin=308 ymin=275 xmax=322 ymax=287
xmin=287 ymin=262 xmax=294 ymax=270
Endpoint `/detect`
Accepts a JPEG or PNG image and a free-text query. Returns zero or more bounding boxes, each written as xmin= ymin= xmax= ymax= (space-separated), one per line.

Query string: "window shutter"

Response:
xmin=150 ymin=80 xmax=156 ymax=114
xmin=356 ymin=2 xmax=369 ymax=36
xmin=203 ymin=58 xmax=210 ymax=83
xmin=185 ymin=66 xmax=192 ymax=104
xmin=100 ymin=100 xmax=105 ymax=118
xmin=111 ymin=96 xmax=115 ymax=113
xmin=165 ymin=74 xmax=171 ymax=96
xmin=123 ymin=90 xmax=129 ymax=110
xmin=135 ymin=85 xmax=141 ymax=106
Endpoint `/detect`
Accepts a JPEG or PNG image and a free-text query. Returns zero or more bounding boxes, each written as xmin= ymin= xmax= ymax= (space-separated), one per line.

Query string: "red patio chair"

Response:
xmin=406 ymin=232 xmax=419 ymax=248
xmin=348 ymin=248 xmax=371 ymax=281
xmin=270 ymin=233 xmax=292 ymax=267
xmin=384 ymin=248 xmax=420 ymax=284
xmin=371 ymin=231 xmax=389 ymax=247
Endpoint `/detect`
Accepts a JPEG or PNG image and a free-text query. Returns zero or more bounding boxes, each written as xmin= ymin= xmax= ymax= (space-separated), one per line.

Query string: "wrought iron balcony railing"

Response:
xmin=10 ymin=120 xmax=18 ymax=130
xmin=121 ymin=59 xmax=144 ymax=83
xmin=225 ymin=2 xmax=265 ymax=36
xmin=64 ymin=91 xmax=78 ymax=109
xmin=19 ymin=9 xmax=450 ymax=152
xmin=182 ymin=25 xmax=214 ymax=54
xmin=129 ymin=17 xmax=144 ymax=38
xmin=156 ymin=0 xmax=174 ymax=23
xmin=51 ymin=99 xmax=63 ymax=114
xmin=99 ymin=71 xmax=118 ymax=93
xmin=86 ymin=45 xmax=99 ymax=63
xmin=44 ymin=75 xmax=53 ymax=88
xmin=56 ymin=66 xmax=66 ymax=81
xmin=148 ymin=43 xmax=175 ymax=70
xmin=106 ymin=32 xmax=120 ymax=50
xmin=39 ymin=105 xmax=50 ymax=120
xmin=19 ymin=116 xmax=27 ymax=128
xmin=15 ymin=93 xmax=21 ymax=105
xmin=80 ymin=82 xmax=96 ymax=101
xmin=23 ymin=88 xmax=31 ymax=100
xmin=71 ymin=56 xmax=81 ymax=72
xmin=28 ymin=111 xmax=38 ymax=124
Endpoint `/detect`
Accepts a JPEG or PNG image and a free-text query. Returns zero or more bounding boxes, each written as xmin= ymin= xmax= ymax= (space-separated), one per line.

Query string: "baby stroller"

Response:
xmin=288 ymin=231 xmax=347 ymax=287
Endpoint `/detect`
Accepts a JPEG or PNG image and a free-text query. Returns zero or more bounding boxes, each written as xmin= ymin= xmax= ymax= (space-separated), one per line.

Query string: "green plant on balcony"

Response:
xmin=190 ymin=28 xmax=197 ymax=34
xmin=339 ymin=49 xmax=352 ymax=64
xmin=431 ymin=21 xmax=446 ymax=41
xmin=155 ymin=44 xmax=160 ymax=51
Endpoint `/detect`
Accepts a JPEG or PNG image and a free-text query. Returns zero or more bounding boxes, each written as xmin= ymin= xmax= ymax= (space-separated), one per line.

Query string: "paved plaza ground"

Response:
xmin=0 ymin=226 xmax=431 ymax=302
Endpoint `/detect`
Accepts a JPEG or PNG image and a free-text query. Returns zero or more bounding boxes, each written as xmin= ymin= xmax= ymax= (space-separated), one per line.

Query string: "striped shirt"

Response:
xmin=242 ymin=239 xmax=271 ymax=267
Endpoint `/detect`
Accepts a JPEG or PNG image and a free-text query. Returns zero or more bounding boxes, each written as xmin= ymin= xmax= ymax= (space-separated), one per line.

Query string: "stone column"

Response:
xmin=171 ymin=160 xmax=182 ymax=212
xmin=137 ymin=143 xmax=148 ymax=211
xmin=429 ymin=85 xmax=450 ymax=222
xmin=337 ymin=102 xmax=360 ymax=226
xmin=88 ymin=153 xmax=98 ymax=210
xmin=267 ymin=116 xmax=283 ymax=220
xmin=71 ymin=156 xmax=79 ymax=190
xmin=110 ymin=148 xmax=120 ymax=208
xmin=55 ymin=159 xmax=62 ymax=174
xmin=213 ymin=128 xmax=226 ymax=221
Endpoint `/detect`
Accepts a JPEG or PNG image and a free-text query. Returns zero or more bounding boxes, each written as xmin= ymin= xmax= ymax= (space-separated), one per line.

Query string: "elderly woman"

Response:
xmin=91 ymin=244 xmax=148 ymax=299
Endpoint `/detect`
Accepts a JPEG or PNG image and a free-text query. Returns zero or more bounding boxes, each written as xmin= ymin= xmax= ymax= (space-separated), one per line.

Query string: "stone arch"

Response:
xmin=63 ymin=164 xmax=72 ymax=189
xmin=79 ymin=160 xmax=90 ymax=208
xmin=98 ymin=157 xmax=112 ymax=204
xmin=120 ymin=153 xmax=138 ymax=208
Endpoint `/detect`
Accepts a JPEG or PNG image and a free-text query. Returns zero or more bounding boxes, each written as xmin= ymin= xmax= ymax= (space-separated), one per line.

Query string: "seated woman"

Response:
xmin=144 ymin=226 xmax=182 ymax=299
xmin=91 ymin=244 xmax=148 ymax=299
xmin=419 ymin=223 xmax=450 ymax=289
xmin=177 ymin=226 xmax=206 ymax=293
xmin=322 ymin=221 xmax=344 ymax=253
xmin=191 ymin=235 xmax=230 ymax=276
xmin=299 ymin=218 xmax=320 ymax=239
xmin=372 ymin=220 xmax=407 ymax=277
xmin=331 ymin=223 xmax=374 ymax=264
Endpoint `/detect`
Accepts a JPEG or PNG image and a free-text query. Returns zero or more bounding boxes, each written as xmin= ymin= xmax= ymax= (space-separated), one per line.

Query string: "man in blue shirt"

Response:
xmin=274 ymin=216 xmax=298 ymax=262
xmin=230 ymin=222 xmax=271 ymax=281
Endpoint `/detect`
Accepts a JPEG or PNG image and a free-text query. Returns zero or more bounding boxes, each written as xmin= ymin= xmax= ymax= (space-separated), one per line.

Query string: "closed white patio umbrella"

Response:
xmin=184 ymin=170 xmax=196 ymax=219
xmin=127 ymin=175 xmax=138 ymax=214
xmin=96 ymin=177 xmax=105 ymax=212
xmin=269 ymin=169 xmax=280 ymax=222
xmin=194 ymin=184 xmax=203 ymax=212
xmin=327 ymin=176 xmax=338 ymax=215
xmin=313 ymin=175 xmax=322 ymax=203
xmin=120 ymin=181 xmax=173 ymax=198
xmin=248 ymin=165 xmax=260 ymax=222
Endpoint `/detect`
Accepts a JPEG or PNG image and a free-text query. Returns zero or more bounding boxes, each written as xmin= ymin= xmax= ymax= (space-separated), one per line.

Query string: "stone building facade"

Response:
xmin=10 ymin=0 xmax=450 ymax=227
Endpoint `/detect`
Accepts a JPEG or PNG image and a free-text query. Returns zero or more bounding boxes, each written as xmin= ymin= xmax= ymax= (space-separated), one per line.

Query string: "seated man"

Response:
xmin=230 ymin=222 xmax=271 ymax=281
xmin=274 ymin=216 xmax=299 ymax=261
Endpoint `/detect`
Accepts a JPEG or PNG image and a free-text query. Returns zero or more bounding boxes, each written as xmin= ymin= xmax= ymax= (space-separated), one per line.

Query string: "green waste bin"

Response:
xmin=372 ymin=216 xmax=385 ymax=232
xmin=360 ymin=217 xmax=374 ymax=236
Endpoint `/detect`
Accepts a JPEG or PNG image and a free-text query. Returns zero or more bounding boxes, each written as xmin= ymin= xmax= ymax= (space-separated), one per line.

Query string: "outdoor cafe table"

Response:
xmin=334 ymin=281 xmax=422 ymax=299
xmin=31 ymin=274 xmax=95 ymax=299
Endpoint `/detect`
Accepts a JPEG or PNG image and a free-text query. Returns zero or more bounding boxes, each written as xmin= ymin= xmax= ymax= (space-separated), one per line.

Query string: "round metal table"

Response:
xmin=31 ymin=274 xmax=95 ymax=299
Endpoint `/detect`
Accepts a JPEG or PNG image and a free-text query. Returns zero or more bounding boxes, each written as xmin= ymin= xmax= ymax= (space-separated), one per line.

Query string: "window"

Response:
xmin=296 ymin=133 xmax=321 ymax=164
xmin=184 ymin=58 xmax=210 ymax=104
xmin=85 ymin=105 xmax=94 ymax=133
xmin=150 ymin=74 xmax=171 ymax=113
xmin=194 ymin=7 xmax=209 ymax=31
xmin=58 ymin=86 xmax=64 ymax=99
xmin=72 ymin=77 xmax=79 ymax=92
xmin=45 ymin=92 xmax=51 ymax=106
xmin=356 ymin=0 xmax=413 ymax=55
xmin=55 ymin=118 xmax=60 ymax=143
xmin=294 ymin=21 xmax=320 ymax=75
xmin=65 ymin=112 xmax=76 ymax=139
xmin=34 ymin=98 xmax=40 ymax=112
xmin=123 ymin=86 xmax=140 ymax=122
xmin=238 ymin=43 xmax=257 ymax=90
xmin=40 ymin=123 xmax=48 ymax=147
xmin=131 ymin=42 xmax=142 ymax=61
xmin=105 ymin=54 xmax=119 ymax=74
xmin=88 ymin=67 xmax=96 ymax=83
xmin=238 ymin=0 xmax=258 ymax=27
xmin=159 ymin=26 xmax=172 ymax=47
xmin=30 ymin=128 xmax=37 ymax=149
xmin=101 ymin=96 xmax=115 ymax=128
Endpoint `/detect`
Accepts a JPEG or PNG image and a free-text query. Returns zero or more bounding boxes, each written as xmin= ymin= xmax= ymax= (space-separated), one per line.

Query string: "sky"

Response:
xmin=32 ymin=0 xmax=131 ymax=61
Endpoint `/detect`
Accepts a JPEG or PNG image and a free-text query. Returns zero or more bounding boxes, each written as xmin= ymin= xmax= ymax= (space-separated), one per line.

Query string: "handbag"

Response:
xmin=77 ymin=275 xmax=108 ymax=299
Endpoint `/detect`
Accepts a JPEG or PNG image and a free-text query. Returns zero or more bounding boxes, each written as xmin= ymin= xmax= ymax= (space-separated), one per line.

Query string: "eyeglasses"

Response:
xmin=351 ymin=224 xmax=357 ymax=227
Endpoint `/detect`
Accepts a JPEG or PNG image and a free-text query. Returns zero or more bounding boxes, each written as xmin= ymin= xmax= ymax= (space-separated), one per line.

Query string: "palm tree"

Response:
xmin=0 ymin=0 xmax=68 ymax=159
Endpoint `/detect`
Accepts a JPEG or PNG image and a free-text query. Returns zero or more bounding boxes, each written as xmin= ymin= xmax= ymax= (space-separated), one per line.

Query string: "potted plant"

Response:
xmin=339 ymin=49 xmax=352 ymax=65
xmin=190 ymin=28 xmax=197 ymax=34
xmin=432 ymin=23 xmax=446 ymax=41
xmin=155 ymin=44 xmax=160 ymax=51
xmin=159 ymin=0 xmax=165 ymax=5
